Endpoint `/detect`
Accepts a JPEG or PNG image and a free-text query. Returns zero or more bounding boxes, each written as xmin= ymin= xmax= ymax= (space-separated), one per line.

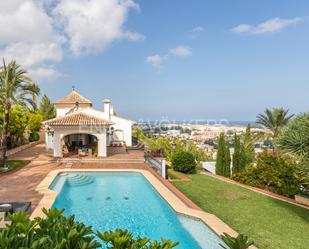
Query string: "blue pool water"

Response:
xmin=50 ymin=172 xmax=224 ymax=249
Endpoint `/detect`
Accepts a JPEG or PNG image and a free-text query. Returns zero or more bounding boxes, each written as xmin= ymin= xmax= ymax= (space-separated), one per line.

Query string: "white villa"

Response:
xmin=44 ymin=90 xmax=135 ymax=158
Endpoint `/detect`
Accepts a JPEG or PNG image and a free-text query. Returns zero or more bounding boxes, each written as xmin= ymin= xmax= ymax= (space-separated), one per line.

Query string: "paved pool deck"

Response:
xmin=0 ymin=143 xmax=257 ymax=247
xmin=1 ymin=143 xmax=199 ymax=212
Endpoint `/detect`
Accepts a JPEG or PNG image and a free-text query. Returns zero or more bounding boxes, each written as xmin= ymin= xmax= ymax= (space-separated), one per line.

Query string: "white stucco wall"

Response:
xmin=110 ymin=115 xmax=133 ymax=146
xmin=56 ymin=106 xmax=93 ymax=117
xmin=56 ymin=108 xmax=70 ymax=117
xmin=50 ymin=100 xmax=134 ymax=155
xmin=45 ymin=133 xmax=54 ymax=149
xmin=81 ymin=108 xmax=134 ymax=146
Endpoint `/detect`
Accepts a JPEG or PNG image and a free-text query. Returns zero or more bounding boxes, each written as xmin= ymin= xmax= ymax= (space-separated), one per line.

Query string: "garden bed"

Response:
xmin=295 ymin=194 xmax=309 ymax=207
xmin=0 ymin=160 xmax=30 ymax=174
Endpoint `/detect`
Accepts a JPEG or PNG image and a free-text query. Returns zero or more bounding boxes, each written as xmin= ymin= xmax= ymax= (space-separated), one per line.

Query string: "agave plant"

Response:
xmin=220 ymin=233 xmax=254 ymax=249
xmin=277 ymin=113 xmax=309 ymax=195
xmin=277 ymin=113 xmax=309 ymax=158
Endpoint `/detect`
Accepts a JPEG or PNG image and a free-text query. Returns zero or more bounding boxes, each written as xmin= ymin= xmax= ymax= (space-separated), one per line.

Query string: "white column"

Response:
xmin=53 ymin=133 xmax=63 ymax=158
xmin=161 ymin=159 xmax=167 ymax=179
xmin=97 ymin=132 xmax=107 ymax=157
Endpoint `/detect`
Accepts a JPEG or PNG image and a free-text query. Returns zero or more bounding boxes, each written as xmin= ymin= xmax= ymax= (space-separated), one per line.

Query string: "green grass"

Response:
xmin=0 ymin=160 xmax=30 ymax=173
xmin=172 ymin=174 xmax=309 ymax=249
xmin=167 ymin=169 xmax=190 ymax=180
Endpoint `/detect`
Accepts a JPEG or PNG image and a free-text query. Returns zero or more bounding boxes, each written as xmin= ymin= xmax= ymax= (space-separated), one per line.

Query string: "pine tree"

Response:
xmin=232 ymin=133 xmax=241 ymax=174
xmin=216 ymin=133 xmax=231 ymax=177
xmin=39 ymin=95 xmax=56 ymax=121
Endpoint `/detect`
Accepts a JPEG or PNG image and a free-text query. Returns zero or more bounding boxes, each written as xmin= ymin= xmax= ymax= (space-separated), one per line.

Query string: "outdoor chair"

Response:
xmin=0 ymin=202 xmax=31 ymax=219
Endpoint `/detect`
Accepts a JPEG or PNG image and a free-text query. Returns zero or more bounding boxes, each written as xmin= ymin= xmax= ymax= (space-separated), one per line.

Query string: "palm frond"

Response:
xmin=256 ymin=107 xmax=294 ymax=138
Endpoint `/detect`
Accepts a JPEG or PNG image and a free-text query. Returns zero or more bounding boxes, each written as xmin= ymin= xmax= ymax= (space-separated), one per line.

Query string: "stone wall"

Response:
xmin=6 ymin=141 xmax=40 ymax=157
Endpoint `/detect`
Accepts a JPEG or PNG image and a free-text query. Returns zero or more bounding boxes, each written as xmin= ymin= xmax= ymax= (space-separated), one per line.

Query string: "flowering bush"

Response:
xmin=232 ymin=152 xmax=300 ymax=197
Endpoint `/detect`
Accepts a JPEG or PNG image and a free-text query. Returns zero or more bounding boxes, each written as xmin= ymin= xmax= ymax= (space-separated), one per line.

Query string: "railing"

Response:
xmin=144 ymin=151 xmax=167 ymax=179
xmin=132 ymin=137 xmax=139 ymax=146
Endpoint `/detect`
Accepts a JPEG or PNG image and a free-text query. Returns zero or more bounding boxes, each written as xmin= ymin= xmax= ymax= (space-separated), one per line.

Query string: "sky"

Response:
xmin=0 ymin=0 xmax=308 ymax=122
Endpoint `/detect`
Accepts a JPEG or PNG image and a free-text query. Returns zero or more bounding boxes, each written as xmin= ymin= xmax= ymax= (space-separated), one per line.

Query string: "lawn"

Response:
xmin=167 ymin=169 xmax=190 ymax=180
xmin=172 ymin=174 xmax=309 ymax=249
xmin=0 ymin=160 xmax=30 ymax=173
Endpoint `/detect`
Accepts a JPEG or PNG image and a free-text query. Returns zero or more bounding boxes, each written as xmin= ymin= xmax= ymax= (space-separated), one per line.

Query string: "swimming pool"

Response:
xmin=50 ymin=172 xmax=225 ymax=249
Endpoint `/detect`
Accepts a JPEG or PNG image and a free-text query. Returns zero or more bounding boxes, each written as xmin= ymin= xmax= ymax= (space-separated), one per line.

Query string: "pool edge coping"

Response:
xmin=32 ymin=169 xmax=257 ymax=249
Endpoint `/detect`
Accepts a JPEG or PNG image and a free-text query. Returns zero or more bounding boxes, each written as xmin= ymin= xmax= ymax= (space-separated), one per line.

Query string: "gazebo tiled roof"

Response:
xmin=54 ymin=90 xmax=92 ymax=105
xmin=44 ymin=112 xmax=113 ymax=126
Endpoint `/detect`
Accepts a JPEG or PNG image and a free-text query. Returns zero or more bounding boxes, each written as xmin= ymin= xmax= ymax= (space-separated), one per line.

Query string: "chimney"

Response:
xmin=110 ymin=105 xmax=114 ymax=115
xmin=103 ymin=99 xmax=111 ymax=120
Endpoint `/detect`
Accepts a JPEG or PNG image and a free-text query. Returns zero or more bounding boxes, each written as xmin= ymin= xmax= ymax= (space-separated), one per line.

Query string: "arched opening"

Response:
xmin=62 ymin=133 xmax=98 ymax=158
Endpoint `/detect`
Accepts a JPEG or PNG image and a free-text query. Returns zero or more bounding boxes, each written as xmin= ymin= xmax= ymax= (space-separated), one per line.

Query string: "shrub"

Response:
xmin=97 ymin=229 xmax=179 ymax=249
xmin=172 ymin=150 xmax=197 ymax=173
xmin=0 ymin=208 xmax=100 ymax=249
xmin=220 ymin=233 xmax=254 ymax=249
xmin=0 ymin=208 xmax=178 ymax=249
xmin=29 ymin=132 xmax=40 ymax=142
xmin=28 ymin=112 xmax=43 ymax=133
xmin=232 ymin=152 xmax=300 ymax=197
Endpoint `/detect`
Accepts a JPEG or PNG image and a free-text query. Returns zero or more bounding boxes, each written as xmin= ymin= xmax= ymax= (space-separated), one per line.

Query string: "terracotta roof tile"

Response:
xmin=54 ymin=90 xmax=92 ymax=105
xmin=44 ymin=112 xmax=113 ymax=126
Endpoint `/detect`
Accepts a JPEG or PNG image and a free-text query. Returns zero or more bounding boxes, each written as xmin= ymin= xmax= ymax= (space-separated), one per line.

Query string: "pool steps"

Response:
xmin=66 ymin=174 xmax=94 ymax=186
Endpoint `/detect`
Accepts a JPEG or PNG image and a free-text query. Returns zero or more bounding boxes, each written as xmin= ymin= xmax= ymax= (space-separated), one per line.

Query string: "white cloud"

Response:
xmin=124 ymin=31 xmax=145 ymax=41
xmin=0 ymin=42 xmax=62 ymax=68
xmin=188 ymin=26 xmax=205 ymax=39
xmin=28 ymin=67 xmax=62 ymax=82
xmin=231 ymin=24 xmax=253 ymax=33
xmin=231 ymin=17 xmax=303 ymax=35
xmin=0 ymin=0 xmax=143 ymax=80
xmin=53 ymin=0 xmax=144 ymax=55
xmin=191 ymin=26 xmax=205 ymax=33
xmin=0 ymin=1 xmax=58 ymax=44
xmin=0 ymin=0 xmax=63 ymax=80
xmin=145 ymin=55 xmax=163 ymax=68
xmin=169 ymin=46 xmax=192 ymax=57
xmin=146 ymin=45 xmax=192 ymax=68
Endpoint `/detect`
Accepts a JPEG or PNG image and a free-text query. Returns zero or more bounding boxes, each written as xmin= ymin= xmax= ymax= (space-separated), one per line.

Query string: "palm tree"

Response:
xmin=38 ymin=94 xmax=56 ymax=120
xmin=256 ymin=108 xmax=294 ymax=139
xmin=0 ymin=60 xmax=40 ymax=167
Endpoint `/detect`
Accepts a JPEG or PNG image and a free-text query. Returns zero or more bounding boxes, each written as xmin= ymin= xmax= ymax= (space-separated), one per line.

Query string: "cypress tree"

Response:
xmin=232 ymin=134 xmax=241 ymax=174
xmin=238 ymin=124 xmax=255 ymax=171
xmin=226 ymin=143 xmax=231 ymax=177
xmin=239 ymin=144 xmax=247 ymax=171
xmin=216 ymin=133 xmax=231 ymax=177
xmin=243 ymin=124 xmax=255 ymax=164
